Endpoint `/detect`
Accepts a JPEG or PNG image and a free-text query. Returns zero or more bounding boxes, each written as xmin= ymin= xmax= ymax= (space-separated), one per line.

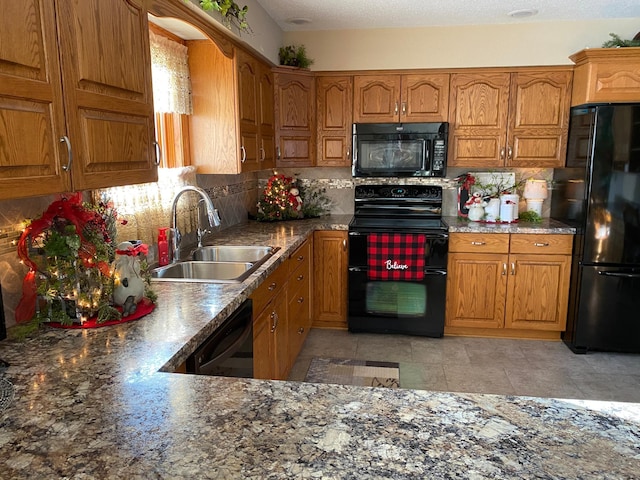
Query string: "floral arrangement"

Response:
xmin=15 ymin=193 xmax=155 ymax=331
xmin=190 ymin=0 xmax=251 ymax=33
xmin=256 ymin=172 xmax=331 ymax=222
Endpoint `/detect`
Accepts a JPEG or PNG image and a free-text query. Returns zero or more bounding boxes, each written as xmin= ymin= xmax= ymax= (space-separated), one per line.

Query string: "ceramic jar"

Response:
xmin=467 ymin=204 xmax=485 ymax=222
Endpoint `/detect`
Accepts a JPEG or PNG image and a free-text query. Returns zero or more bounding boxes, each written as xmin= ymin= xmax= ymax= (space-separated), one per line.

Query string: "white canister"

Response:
xmin=484 ymin=198 xmax=501 ymax=222
xmin=500 ymin=194 xmax=519 ymax=223
xmin=467 ymin=204 xmax=485 ymax=222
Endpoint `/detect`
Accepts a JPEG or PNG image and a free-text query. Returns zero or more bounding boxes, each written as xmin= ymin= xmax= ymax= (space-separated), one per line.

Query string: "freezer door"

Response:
xmin=583 ymin=105 xmax=640 ymax=265
xmin=566 ymin=265 xmax=640 ymax=353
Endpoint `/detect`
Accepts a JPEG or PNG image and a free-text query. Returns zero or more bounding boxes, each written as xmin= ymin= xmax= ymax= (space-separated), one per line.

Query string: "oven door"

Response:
xmin=347 ymin=231 xmax=448 ymax=337
xmin=348 ymin=267 xmax=446 ymax=337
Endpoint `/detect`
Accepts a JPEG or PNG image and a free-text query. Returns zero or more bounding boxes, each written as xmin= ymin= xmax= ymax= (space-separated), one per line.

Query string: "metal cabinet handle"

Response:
xmin=297 ymin=255 xmax=304 ymax=261
xmin=60 ymin=136 xmax=72 ymax=171
xmin=507 ymin=146 xmax=513 ymax=159
xmin=298 ymin=327 xmax=304 ymax=334
xmin=343 ymin=238 xmax=347 ymax=250
xmin=276 ymin=146 xmax=281 ymax=160
xmin=534 ymin=242 xmax=550 ymax=247
xmin=401 ymin=102 xmax=406 ymax=115
xmin=153 ymin=140 xmax=162 ymax=166
xmin=270 ymin=311 xmax=278 ymax=333
xmin=500 ymin=147 xmax=505 ymax=160
xmin=240 ymin=145 xmax=246 ymax=163
xmin=394 ymin=102 xmax=399 ymax=115
xmin=346 ymin=148 xmax=351 ymax=159
xmin=297 ymin=296 xmax=304 ymax=304
xmin=511 ymin=262 xmax=516 ymax=275
xmin=260 ymin=146 xmax=265 ymax=162
xmin=297 ymin=274 xmax=304 ymax=281
xmin=268 ymin=282 xmax=277 ymax=291
xmin=471 ymin=241 xmax=486 ymax=246
xmin=502 ymin=263 xmax=507 ymax=276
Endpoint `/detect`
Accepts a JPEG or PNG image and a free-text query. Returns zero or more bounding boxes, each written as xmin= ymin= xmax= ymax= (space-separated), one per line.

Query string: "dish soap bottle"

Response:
xmin=158 ymin=228 xmax=170 ymax=266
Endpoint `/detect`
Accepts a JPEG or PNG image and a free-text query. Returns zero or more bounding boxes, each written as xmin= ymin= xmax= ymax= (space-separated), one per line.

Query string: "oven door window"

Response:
xmin=357 ymin=138 xmax=426 ymax=173
xmin=366 ymin=281 xmax=426 ymax=317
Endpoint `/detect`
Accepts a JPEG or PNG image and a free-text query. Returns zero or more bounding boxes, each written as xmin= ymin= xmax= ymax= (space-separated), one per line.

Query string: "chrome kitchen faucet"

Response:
xmin=170 ymin=186 xmax=221 ymax=263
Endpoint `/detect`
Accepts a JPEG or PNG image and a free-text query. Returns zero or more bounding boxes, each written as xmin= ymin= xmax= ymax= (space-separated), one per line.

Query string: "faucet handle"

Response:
xmin=209 ymin=209 xmax=221 ymax=227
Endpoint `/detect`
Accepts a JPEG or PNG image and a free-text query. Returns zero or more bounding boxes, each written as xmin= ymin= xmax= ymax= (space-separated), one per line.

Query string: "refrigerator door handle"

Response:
xmin=597 ymin=270 xmax=640 ymax=279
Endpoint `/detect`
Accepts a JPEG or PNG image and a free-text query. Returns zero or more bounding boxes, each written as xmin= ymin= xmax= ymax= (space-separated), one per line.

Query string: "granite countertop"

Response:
xmin=443 ymin=216 xmax=576 ymax=234
xmin=2 ymin=215 xmax=639 ymax=479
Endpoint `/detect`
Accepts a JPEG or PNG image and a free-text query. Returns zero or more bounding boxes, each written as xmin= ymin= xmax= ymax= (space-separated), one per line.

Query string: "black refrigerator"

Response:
xmin=552 ymin=103 xmax=640 ymax=354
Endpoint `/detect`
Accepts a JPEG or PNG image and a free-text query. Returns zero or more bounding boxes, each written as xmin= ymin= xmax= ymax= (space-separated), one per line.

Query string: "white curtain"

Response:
xmin=149 ymin=31 xmax=193 ymax=115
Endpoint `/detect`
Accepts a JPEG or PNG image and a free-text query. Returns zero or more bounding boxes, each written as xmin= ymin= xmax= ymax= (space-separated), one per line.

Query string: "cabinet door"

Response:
xmin=236 ymin=50 xmax=260 ymax=172
xmin=253 ymin=288 xmax=289 ymax=380
xmin=56 ymin=0 xmax=157 ymax=190
xmin=446 ymin=252 xmax=508 ymax=329
xmin=316 ymin=76 xmax=353 ymax=167
xmin=188 ymin=39 xmax=238 ymax=174
xmin=353 ymin=75 xmax=401 ymax=123
xmin=313 ymin=231 xmax=348 ymax=328
xmin=0 ymin=0 xmax=70 ymax=199
xmin=507 ymin=71 xmax=572 ymax=167
xmin=258 ymin=65 xmax=276 ymax=170
xmin=448 ymin=72 xmax=510 ymax=167
xmin=505 ymin=254 xmax=571 ymax=331
xmin=401 ymin=73 xmax=449 ymax=122
xmin=274 ymin=70 xmax=315 ymax=167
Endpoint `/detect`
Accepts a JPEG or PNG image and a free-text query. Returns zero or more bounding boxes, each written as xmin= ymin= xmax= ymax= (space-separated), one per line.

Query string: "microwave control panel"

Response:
xmin=432 ymin=139 xmax=446 ymax=173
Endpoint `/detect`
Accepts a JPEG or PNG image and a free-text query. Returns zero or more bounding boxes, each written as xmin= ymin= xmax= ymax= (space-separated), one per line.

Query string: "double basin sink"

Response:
xmin=151 ymin=245 xmax=280 ymax=283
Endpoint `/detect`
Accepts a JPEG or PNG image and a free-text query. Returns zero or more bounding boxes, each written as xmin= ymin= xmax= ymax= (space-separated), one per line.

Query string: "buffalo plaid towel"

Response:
xmin=367 ymin=233 xmax=425 ymax=281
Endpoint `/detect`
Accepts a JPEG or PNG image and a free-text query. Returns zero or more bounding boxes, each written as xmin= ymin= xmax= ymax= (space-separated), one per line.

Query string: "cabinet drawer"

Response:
xmin=288 ymin=238 xmax=311 ymax=275
xmin=251 ymin=262 xmax=288 ymax=315
xmin=509 ymin=234 xmax=573 ymax=255
xmin=449 ymin=233 xmax=510 ymax=253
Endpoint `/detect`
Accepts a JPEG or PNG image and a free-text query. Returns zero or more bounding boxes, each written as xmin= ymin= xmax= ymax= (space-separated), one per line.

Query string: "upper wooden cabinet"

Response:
xmin=570 ymin=47 xmax=640 ymax=106
xmin=0 ymin=0 xmax=157 ymax=200
xmin=274 ymin=68 xmax=316 ymax=167
xmin=353 ymin=73 xmax=449 ymax=123
xmin=316 ymin=75 xmax=353 ymax=167
xmin=237 ymin=49 xmax=276 ymax=172
xmin=448 ymin=69 xmax=572 ymax=168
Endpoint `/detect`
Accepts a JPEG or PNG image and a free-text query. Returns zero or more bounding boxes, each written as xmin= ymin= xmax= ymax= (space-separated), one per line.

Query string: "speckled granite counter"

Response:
xmin=1 ymin=215 xmax=639 ymax=479
xmin=444 ymin=216 xmax=576 ymax=234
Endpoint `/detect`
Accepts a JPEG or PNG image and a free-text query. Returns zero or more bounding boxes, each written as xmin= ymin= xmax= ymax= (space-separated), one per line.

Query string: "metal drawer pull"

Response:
xmin=511 ymin=262 xmax=516 ymax=275
xmin=471 ymin=241 xmax=486 ymax=246
xmin=394 ymin=102 xmax=399 ymax=115
xmin=240 ymin=146 xmax=246 ymax=163
xmin=153 ymin=140 xmax=162 ymax=166
xmin=297 ymin=296 xmax=304 ymax=303
xmin=60 ymin=136 xmax=72 ymax=171
xmin=534 ymin=242 xmax=550 ymax=247
xmin=270 ymin=311 xmax=278 ymax=332
xmin=297 ymin=255 xmax=304 ymax=261
xmin=298 ymin=327 xmax=304 ymax=334
xmin=502 ymin=263 xmax=507 ymax=276
xmin=297 ymin=274 xmax=304 ymax=281
xmin=268 ymin=282 xmax=277 ymax=291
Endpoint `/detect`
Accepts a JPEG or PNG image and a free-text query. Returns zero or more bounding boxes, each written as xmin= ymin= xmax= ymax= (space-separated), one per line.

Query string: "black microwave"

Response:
xmin=352 ymin=122 xmax=448 ymax=177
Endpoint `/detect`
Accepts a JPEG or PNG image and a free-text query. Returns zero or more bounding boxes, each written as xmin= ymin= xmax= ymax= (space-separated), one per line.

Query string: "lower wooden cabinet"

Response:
xmin=445 ymin=232 xmax=572 ymax=339
xmin=313 ymin=230 xmax=348 ymax=329
xmin=252 ymin=236 xmax=312 ymax=380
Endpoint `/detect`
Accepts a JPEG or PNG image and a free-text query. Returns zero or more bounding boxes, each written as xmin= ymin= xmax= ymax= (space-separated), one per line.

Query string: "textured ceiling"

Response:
xmin=255 ymin=0 xmax=640 ymax=31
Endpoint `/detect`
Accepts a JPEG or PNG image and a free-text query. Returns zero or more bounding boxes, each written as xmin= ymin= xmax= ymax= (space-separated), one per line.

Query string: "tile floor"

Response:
xmin=288 ymin=329 xmax=640 ymax=403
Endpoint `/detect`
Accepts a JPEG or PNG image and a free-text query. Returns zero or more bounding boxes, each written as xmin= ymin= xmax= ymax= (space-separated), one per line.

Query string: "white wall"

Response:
xmin=282 ymin=19 xmax=640 ymax=70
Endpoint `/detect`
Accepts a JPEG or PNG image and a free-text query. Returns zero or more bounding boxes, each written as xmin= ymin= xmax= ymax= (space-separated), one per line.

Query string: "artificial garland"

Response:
xmin=256 ymin=173 xmax=331 ymax=222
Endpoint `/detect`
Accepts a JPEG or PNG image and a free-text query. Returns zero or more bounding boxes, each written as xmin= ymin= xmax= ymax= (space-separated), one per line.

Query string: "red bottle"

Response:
xmin=158 ymin=228 xmax=170 ymax=266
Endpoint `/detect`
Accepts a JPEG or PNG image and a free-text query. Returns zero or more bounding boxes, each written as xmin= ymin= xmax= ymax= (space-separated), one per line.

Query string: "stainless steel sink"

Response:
xmin=191 ymin=245 xmax=278 ymax=262
xmin=151 ymin=245 xmax=280 ymax=283
xmin=151 ymin=261 xmax=255 ymax=283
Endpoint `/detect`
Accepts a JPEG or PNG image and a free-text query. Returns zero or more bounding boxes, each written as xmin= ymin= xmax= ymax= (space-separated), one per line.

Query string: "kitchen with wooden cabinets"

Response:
xmin=1 ymin=3 xmax=640 ymax=478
